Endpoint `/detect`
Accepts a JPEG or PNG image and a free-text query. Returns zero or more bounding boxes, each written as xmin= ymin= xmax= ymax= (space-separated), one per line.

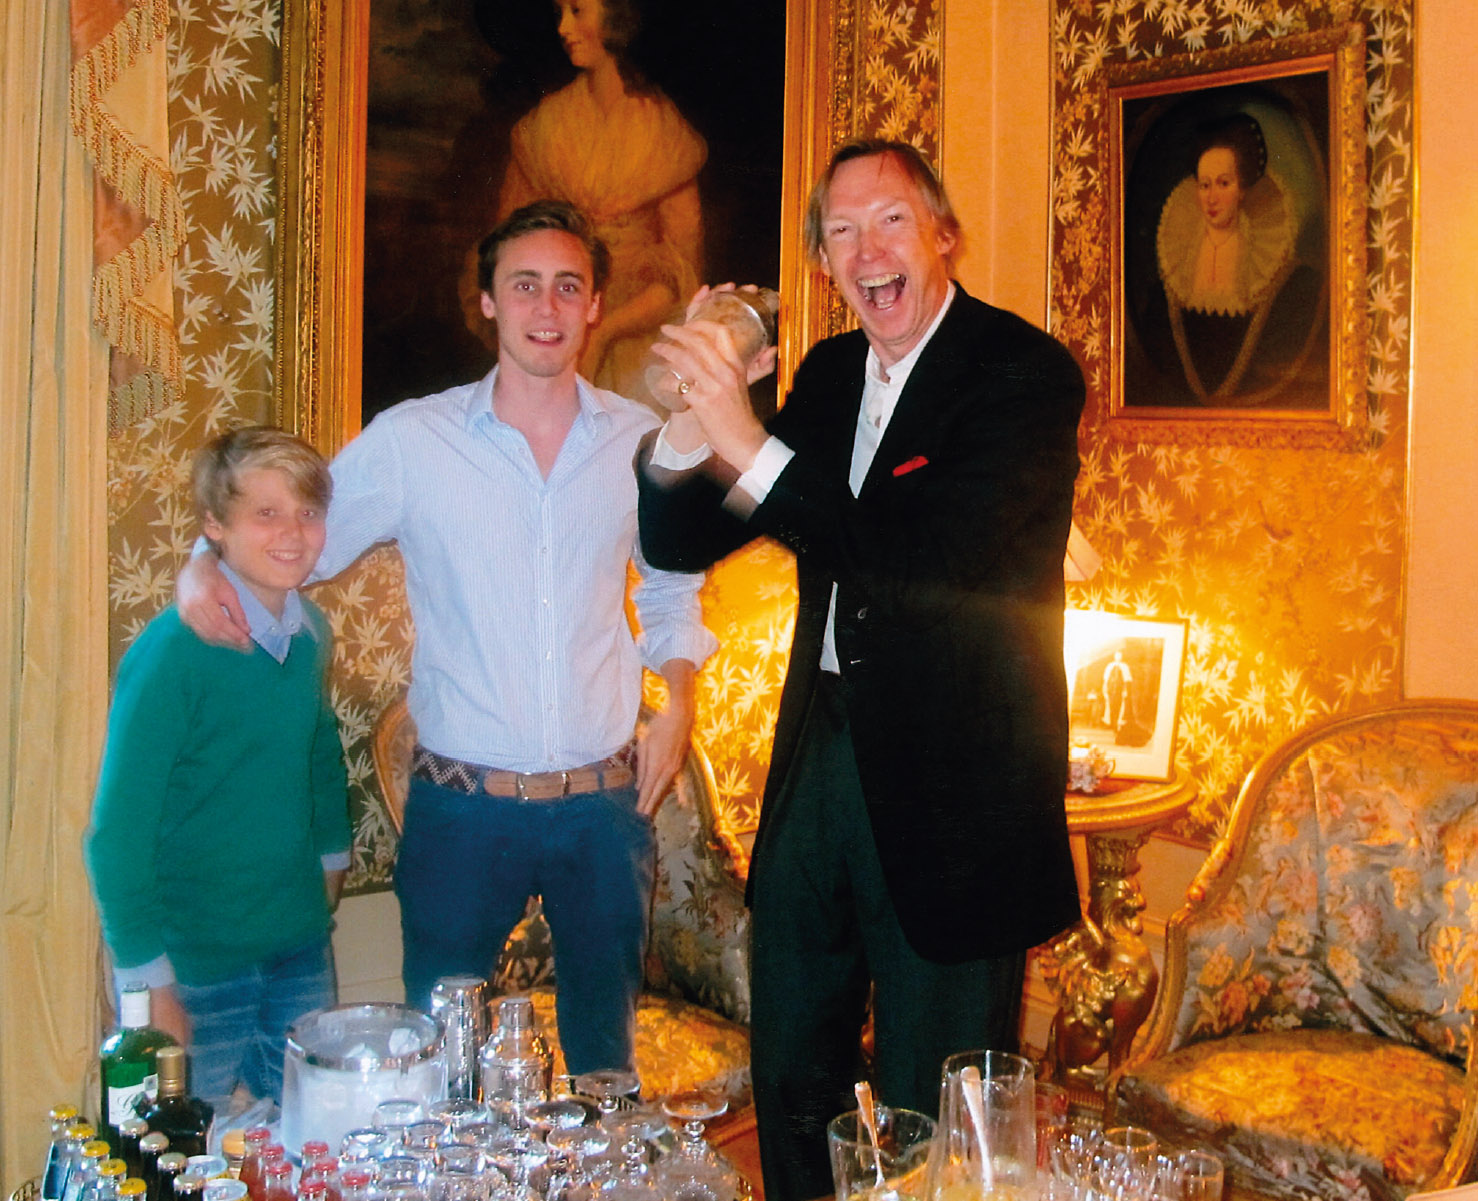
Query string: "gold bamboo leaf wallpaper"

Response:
xmin=106 ymin=0 xmax=944 ymax=894
xmin=1051 ymin=0 xmax=1412 ymax=837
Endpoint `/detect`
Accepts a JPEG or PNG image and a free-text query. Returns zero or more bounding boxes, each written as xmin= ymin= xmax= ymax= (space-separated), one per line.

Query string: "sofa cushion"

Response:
xmin=527 ymin=987 xmax=751 ymax=1107
xmin=1117 ymin=1028 xmax=1465 ymax=1200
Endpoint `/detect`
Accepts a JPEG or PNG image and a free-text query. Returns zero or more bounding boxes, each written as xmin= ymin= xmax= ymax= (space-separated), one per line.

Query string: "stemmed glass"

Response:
xmin=573 ymin=1069 xmax=642 ymax=1124
xmin=653 ymin=1090 xmax=749 ymax=1201
xmin=543 ymin=1127 xmax=611 ymax=1201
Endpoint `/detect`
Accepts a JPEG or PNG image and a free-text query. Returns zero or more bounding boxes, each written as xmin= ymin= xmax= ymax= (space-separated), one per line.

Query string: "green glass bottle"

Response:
xmin=99 ymin=985 xmax=177 ymax=1152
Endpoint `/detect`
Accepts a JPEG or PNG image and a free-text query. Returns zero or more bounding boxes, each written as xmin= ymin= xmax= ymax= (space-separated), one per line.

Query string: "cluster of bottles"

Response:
xmin=43 ymin=985 xmax=216 ymax=1201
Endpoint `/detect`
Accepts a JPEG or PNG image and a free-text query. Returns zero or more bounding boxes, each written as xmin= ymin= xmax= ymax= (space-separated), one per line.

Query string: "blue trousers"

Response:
xmin=394 ymin=774 xmax=656 ymax=1075
xmin=172 ymin=936 xmax=337 ymax=1112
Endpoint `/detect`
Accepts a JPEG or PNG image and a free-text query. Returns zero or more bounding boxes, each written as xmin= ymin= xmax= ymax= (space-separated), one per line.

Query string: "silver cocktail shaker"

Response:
xmin=429 ymin=975 xmax=490 ymax=1101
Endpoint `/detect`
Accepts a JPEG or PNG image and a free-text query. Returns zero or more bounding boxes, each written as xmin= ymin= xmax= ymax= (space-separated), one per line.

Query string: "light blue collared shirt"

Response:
xmin=219 ymin=560 xmax=306 ymax=665
xmin=314 ymin=366 xmax=716 ymax=772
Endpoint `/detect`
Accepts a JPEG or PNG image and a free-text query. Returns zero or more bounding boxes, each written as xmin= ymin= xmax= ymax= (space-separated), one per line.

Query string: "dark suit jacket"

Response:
xmin=638 ymin=285 xmax=1084 ymax=963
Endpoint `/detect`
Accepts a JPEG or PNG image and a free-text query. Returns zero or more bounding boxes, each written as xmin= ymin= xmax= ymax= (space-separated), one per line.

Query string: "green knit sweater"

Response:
xmin=85 ymin=604 xmax=351 ymax=985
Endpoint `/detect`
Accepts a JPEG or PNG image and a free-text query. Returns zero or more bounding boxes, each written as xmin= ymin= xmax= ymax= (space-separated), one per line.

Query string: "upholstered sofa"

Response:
xmin=372 ymin=697 xmax=752 ymax=1103
xmin=1111 ymin=700 xmax=1478 ymax=1201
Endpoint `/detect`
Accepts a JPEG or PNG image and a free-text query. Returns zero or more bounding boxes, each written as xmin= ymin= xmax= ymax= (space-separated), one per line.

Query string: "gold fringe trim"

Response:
xmin=69 ymin=0 xmax=184 ymax=428
xmin=108 ymin=367 xmax=175 ymax=433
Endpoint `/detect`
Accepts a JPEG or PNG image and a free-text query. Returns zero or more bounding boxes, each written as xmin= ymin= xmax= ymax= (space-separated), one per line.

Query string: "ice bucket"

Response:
xmin=282 ymin=1004 xmax=446 ymax=1154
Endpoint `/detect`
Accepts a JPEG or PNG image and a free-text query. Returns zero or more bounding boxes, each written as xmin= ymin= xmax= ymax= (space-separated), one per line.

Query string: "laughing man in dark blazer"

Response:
xmin=636 ymin=139 xmax=1085 ymax=1201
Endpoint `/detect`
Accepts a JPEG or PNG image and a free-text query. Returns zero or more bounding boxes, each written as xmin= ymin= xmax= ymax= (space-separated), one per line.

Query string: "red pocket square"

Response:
xmin=892 ymin=455 xmax=929 ymax=477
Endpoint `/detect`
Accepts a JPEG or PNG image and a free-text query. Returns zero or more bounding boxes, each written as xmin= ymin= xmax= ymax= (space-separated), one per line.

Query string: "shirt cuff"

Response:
xmin=114 ymin=954 xmax=176 ymax=990
xmin=724 ymin=436 xmax=794 ymax=517
xmin=321 ymin=851 xmax=352 ymax=872
xmin=650 ymin=426 xmax=714 ymax=470
xmin=640 ymin=625 xmax=720 ymax=675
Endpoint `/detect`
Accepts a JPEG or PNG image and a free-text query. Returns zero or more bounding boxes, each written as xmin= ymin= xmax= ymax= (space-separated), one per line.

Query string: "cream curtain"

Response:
xmin=0 ymin=0 xmax=110 ymax=1187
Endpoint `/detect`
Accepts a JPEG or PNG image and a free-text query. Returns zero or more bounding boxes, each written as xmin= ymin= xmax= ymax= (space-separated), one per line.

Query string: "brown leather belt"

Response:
xmin=411 ymin=742 xmax=637 ymax=801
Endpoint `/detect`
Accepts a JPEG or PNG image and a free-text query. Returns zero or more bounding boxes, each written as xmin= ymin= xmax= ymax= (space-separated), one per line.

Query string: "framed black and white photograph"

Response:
xmin=1064 ymin=610 xmax=1188 ymax=782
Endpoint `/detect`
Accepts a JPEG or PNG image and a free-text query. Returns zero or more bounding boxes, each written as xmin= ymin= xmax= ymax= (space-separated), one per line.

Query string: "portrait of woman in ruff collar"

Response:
xmin=1118 ymin=76 xmax=1331 ymax=413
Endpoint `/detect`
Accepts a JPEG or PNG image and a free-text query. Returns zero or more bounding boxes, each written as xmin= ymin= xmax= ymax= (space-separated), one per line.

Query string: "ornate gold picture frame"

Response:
xmin=273 ymin=0 xmax=849 ymax=454
xmin=1104 ymin=25 xmax=1367 ymax=448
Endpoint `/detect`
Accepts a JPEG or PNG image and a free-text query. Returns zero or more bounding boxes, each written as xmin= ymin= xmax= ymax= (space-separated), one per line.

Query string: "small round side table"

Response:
xmin=1039 ymin=770 xmax=1196 ymax=1099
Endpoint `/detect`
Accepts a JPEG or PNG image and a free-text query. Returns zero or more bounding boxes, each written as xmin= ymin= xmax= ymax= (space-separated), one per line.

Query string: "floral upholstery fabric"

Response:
xmin=1116 ymin=708 xmax=1478 ymax=1199
xmin=1118 ymin=1029 xmax=1465 ymax=1200
xmin=526 ymin=988 xmax=751 ymax=1106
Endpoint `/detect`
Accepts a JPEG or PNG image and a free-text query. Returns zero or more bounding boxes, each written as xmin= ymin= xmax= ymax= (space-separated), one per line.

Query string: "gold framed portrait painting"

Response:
xmin=1105 ymin=25 xmax=1368 ymax=448
xmin=275 ymin=0 xmax=842 ymax=454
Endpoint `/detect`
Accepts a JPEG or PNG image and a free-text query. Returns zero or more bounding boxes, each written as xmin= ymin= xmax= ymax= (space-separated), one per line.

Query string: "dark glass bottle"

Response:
xmin=139 ymin=1049 xmax=212 ymax=1160
xmin=118 ymin=1119 xmax=149 ymax=1180
xmin=137 ymin=1133 xmax=169 ymax=1201
xmin=99 ymin=986 xmax=177 ymax=1152
xmin=155 ymin=1152 xmax=188 ymax=1201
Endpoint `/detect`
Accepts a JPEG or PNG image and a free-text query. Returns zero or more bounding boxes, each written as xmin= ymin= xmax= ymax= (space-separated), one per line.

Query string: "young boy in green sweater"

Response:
xmin=86 ymin=426 xmax=351 ymax=1115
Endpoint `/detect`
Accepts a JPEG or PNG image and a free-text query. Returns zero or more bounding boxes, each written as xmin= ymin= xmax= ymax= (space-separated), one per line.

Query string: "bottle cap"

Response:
xmin=155 ymin=1044 xmax=188 ymax=1095
xmin=119 ymin=984 xmax=151 ymax=1029
xmin=100 ymin=1160 xmax=128 ymax=1178
xmin=120 ymin=1182 xmax=147 ymax=1198
xmin=186 ymin=1156 xmax=229 ymax=1181
xmin=173 ymin=1171 xmax=208 ymax=1198
xmin=66 ymin=1122 xmax=98 ymax=1142
xmin=50 ymin=1103 xmax=81 ymax=1123
xmin=202 ymin=1182 xmax=248 ymax=1201
xmin=120 ymin=1119 xmax=149 ymax=1139
xmin=244 ymin=1127 xmax=272 ymax=1147
xmin=139 ymin=1132 xmax=171 ymax=1155
xmin=158 ymin=1152 xmax=189 ymax=1174
xmin=83 ymin=1141 xmax=112 ymax=1161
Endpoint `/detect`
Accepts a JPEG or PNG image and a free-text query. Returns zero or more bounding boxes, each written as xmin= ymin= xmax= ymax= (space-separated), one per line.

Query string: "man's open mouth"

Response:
xmin=858 ymin=273 xmax=905 ymax=309
xmin=529 ymin=331 xmax=562 ymax=344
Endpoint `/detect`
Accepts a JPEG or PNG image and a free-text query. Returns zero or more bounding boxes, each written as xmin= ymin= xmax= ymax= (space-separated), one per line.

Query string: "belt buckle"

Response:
xmin=515 ymin=770 xmax=571 ymax=801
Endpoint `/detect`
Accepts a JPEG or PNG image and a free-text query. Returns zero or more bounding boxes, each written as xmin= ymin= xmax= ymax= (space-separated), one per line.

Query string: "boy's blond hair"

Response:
xmin=192 ymin=426 xmax=332 ymax=532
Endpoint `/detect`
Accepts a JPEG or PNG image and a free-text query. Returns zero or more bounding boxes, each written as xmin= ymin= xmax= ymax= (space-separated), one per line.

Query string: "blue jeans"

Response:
xmin=394 ymin=775 xmax=655 ymax=1074
xmin=172 ymin=936 xmax=337 ymax=1112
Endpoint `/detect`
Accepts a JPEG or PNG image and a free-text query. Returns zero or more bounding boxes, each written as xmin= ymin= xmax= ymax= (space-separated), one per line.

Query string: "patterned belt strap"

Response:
xmin=411 ymin=742 xmax=637 ymax=801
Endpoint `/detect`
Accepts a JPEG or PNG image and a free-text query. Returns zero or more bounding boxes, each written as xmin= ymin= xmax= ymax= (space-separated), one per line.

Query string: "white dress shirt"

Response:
xmin=653 ymin=285 xmax=956 ymax=672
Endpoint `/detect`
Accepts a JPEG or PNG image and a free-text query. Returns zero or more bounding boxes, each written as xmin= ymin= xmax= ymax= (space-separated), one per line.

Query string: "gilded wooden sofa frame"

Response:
xmin=1111 ymin=698 xmax=1478 ymax=1196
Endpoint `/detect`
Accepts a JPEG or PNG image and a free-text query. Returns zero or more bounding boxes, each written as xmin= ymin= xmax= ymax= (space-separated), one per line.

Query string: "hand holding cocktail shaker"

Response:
xmin=643 ymin=286 xmax=780 ymax=412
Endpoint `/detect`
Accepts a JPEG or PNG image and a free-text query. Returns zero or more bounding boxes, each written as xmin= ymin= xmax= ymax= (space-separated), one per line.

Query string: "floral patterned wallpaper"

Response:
xmin=1051 ymin=0 xmax=1412 ymax=838
xmin=108 ymin=0 xmax=1402 ymax=880
xmin=106 ymin=0 xmax=947 ymax=894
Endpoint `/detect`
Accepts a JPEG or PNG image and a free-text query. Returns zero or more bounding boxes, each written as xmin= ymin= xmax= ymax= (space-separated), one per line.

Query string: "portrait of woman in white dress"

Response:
xmin=1119 ymin=82 xmax=1330 ymax=412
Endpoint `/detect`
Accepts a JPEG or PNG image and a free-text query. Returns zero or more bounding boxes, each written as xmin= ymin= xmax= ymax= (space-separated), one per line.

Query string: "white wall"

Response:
xmin=940 ymin=0 xmax=1051 ymax=325
xmin=1405 ymin=0 xmax=1478 ymax=700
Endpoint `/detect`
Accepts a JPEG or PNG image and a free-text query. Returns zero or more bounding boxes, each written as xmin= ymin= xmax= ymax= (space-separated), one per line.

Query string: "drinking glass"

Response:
xmin=430 ymin=1100 xmax=496 ymax=1134
xmin=926 ymin=1051 xmax=1036 ymax=1201
xmin=573 ymin=1070 xmax=642 ymax=1122
xmin=1091 ymin=1127 xmax=1158 ymax=1200
xmin=375 ymin=1100 xmax=429 ymax=1142
xmin=827 ymin=1106 xmax=935 ymax=1201
xmin=1156 ymin=1150 xmax=1223 ymax=1201
xmin=653 ymin=1090 xmax=749 ymax=1201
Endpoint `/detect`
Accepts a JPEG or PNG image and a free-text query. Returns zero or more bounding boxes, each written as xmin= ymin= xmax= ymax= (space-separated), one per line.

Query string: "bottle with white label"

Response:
xmin=99 ymin=985 xmax=177 ymax=1152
